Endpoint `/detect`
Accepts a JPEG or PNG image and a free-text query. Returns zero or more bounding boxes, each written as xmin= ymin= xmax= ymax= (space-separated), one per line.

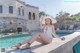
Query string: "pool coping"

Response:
xmin=31 ymin=32 xmax=80 ymax=53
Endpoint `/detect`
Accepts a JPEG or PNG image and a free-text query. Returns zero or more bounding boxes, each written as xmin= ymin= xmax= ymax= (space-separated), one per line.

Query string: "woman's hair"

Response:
xmin=45 ymin=18 xmax=53 ymax=25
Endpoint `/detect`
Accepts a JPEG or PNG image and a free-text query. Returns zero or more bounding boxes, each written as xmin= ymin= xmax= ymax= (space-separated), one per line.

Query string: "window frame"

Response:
xmin=18 ymin=7 xmax=21 ymax=15
xmin=22 ymin=9 xmax=24 ymax=16
xmin=0 ymin=5 xmax=3 ymax=13
xmin=9 ymin=6 xmax=13 ymax=14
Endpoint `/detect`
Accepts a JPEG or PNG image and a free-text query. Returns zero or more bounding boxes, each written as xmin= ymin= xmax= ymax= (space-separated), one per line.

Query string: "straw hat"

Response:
xmin=40 ymin=16 xmax=57 ymax=24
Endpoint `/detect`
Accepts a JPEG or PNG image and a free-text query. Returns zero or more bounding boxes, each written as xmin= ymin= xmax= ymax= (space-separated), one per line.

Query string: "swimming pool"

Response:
xmin=73 ymin=41 xmax=80 ymax=53
xmin=0 ymin=32 xmax=72 ymax=48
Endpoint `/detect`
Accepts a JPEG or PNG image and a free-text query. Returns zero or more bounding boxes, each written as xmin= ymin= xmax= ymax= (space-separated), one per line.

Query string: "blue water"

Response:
xmin=0 ymin=34 xmax=31 ymax=48
xmin=73 ymin=41 xmax=80 ymax=53
xmin=0 ymin=32 xmax=72 ymax=48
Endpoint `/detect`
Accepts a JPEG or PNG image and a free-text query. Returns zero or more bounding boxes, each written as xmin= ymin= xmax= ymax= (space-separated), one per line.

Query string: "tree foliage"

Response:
xmin=56 ymin=11 xmax=80 ymax=23
xmin=39 ymin=11 xmax=50 ymax=17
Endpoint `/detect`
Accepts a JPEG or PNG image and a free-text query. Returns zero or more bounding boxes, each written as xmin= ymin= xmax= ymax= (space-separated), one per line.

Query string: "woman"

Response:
xmin=12 ymin=16 xmax=62 ymax=50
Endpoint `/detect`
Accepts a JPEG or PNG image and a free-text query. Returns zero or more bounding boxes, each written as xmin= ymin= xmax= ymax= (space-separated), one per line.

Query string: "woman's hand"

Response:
xmin=40 ymin=24 xmax=46 ymax=30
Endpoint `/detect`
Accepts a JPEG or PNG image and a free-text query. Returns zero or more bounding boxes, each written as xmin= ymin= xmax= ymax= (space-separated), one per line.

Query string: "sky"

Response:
xmin=22 ymin=0 xmax=80 ymax=17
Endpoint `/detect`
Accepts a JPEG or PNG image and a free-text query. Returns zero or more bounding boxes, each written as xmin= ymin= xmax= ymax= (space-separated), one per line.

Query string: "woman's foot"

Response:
xmin=19 ymin=43 xmax=31 ymax=50
xmin=11 ymin=43 xmax=22 ymax=50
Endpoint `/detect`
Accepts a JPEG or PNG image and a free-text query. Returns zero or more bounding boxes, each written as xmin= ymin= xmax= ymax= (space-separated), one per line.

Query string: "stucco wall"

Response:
xmin=0 ymin=0 xmax=17 ymax=17
xmin=0 ymin=0 xmax=39 ymax=31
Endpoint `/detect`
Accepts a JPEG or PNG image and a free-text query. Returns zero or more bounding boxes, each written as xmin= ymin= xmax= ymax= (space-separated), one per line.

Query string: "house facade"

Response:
xmin=0 ymin=0 xmax=39 ymax=32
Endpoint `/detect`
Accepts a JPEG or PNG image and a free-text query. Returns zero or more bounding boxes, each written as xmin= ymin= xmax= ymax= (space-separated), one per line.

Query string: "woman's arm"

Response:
xmin=52 ymin=25 xmax=65 ymax=40
xmin=40 ymin=17 xmax=46 ymax=30
xmin=52 ymin=25 xmax=59 ymax=38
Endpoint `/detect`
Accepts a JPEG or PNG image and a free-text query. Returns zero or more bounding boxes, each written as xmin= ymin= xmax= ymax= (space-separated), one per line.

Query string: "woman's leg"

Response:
xmin=19 ymin=33 xmax=40 ymax=45
xmin=17 ymin=33 xmax=52 ymax=49
xmin=28 ymin=33 xmax=52 ymax=44
xmin=36 ymin=33 xmax=52 ymax=44
xmin=12 ymin=39 xmax=31 ymax=48
xmin=12 ymin=33 xmax=42 ymax=49
xmin=21 ymin=33 xmax=52 ymax=45
xmin=17 ymin=32 xmax=52 ymax=45
xmin=21 ymin=35 xmax=45 ymax=44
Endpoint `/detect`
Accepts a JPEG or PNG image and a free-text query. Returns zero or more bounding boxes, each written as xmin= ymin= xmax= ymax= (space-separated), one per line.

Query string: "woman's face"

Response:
xmin=45 ymin=18 xmax=52 ymax=25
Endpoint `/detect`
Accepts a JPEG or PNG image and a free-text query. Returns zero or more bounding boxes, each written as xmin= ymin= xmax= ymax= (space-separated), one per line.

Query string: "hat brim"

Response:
xmin=40 ymin=16 xmax=57 ymax=24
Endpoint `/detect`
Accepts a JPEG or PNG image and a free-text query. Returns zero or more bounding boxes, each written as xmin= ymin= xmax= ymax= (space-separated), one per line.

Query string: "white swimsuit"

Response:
xmin=44 ymin=25 xmax=53 ymax=38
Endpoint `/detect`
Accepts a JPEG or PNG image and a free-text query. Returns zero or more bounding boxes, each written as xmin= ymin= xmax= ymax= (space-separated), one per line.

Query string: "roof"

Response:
xmin=16 ymin=0 xmax=39 ymax=9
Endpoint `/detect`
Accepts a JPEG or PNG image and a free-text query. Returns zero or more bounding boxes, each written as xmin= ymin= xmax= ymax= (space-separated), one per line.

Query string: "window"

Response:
xmin=18 ymin=8 xmax=21 ymax=15
xmin=9 ymin=6 xmax=13 ymax=14
xmin=28 ymin=12 xmax=31 ymax=20
xmin=33 ymin=13 xmax=35 ymax=20
xmin=0 ymin=5 xmax=3 ymax=13
xmin=22 ymin=9 xmax=24 ymax=16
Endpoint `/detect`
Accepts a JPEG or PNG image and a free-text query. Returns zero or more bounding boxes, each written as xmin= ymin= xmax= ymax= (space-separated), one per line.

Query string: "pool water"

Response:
xmin=57 ymin=32 xmax=72 ymax=37
xmin=0 ymin=32 xmax=72 ymax=48
xmin=0 ymin=34 xmax=31 ymax=48
xmin=73 ymin=41 xmax=80 ymax=53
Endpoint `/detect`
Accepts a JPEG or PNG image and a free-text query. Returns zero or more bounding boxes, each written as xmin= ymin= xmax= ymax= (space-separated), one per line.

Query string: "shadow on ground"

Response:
xmin=31 ymin=44 xmax=45 ymax=53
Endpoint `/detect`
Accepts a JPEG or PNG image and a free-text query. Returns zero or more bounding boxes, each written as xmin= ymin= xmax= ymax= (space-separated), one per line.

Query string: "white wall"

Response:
xmin=16 ymin=1 xmax=39 ymax=30
xmin=0 ymin=0 xmax=39 ymax=31
xmin=16 ymin=1 xmax=39 ymax=20
xmin=0 ymin=0 xmax=17 ymax=17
